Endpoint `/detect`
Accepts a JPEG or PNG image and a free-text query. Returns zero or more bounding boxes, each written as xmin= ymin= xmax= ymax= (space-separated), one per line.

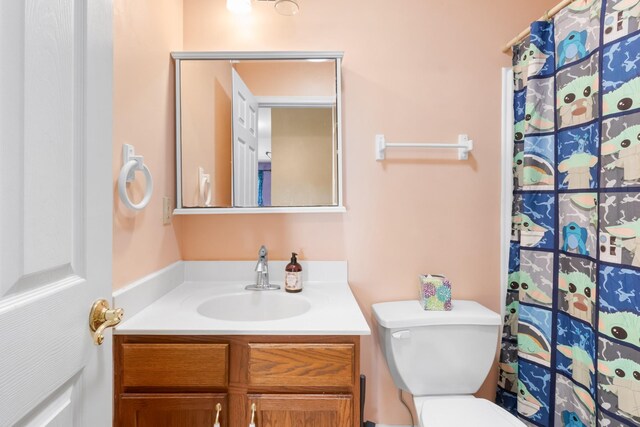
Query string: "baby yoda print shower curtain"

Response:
xmin=497 ymin=1 xmax=640 ymax=426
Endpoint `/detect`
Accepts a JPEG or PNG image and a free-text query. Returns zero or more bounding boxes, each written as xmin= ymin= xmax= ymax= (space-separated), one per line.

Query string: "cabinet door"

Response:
xmin=118 ymin=394 xmax=227 ymax=427
xmin=248 ymin=394 xmax=353 ymax=427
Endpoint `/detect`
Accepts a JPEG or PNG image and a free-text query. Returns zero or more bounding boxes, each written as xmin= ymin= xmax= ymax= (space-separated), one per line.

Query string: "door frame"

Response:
xmin=83 ymin=0 xmax=115 ymax=423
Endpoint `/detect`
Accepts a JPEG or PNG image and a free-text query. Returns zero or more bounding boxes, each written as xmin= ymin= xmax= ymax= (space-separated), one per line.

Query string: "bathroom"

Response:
xmin=2 ymin=0 xmax=640 ymax=426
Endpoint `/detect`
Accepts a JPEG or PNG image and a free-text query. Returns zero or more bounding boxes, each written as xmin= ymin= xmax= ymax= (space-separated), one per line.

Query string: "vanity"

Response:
xmin=112 ymin=50 xmax=364 ymax=425
xmin=112 ymin=261 xmax=369 ymax=427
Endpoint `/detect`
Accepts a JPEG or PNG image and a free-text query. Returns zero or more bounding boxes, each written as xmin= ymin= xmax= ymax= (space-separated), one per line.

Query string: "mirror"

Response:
xmin=173 ymin=52 xmax=344 ymax=213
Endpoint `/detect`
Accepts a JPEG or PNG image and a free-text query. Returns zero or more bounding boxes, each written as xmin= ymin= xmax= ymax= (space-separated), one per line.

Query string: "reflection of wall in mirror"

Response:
xmin=271 ymin=108 xmax=335 ymax=206
xmin=181 ymin=60 xmax=232 ymax=207
xmin=234 ymin=61 xmax=335 ymax=96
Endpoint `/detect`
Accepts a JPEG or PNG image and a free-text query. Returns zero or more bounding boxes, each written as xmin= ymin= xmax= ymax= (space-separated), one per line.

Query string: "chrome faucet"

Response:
xmin=246 ymin=245 xmax=280 ymax=291
xmin=255 ymin=245 xmax=270 ymax=287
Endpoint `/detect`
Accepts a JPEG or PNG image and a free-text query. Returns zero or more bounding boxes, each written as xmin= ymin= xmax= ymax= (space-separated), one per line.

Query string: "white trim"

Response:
xmin=173 ymin=206 xmax=346 ymax=215
xmin=171 ymin=51 xmax=344 ymax=60
xmin=112 ymin=261 xmax=184 ymax=320
xmin=172 ymin=51 xmax=345 ymax=213
xmin=175 ymin=59 xmax=183 ymax=209
xmin=500 ymin=67 xmax=514 ymax=319
xmin=255 ymin=95 xmax=336 ymax=107
xmin=336 ymin=57 xmax=344 ymax=208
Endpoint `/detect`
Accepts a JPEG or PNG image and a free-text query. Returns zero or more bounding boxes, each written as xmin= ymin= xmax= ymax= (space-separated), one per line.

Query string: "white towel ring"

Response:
xmin=199 ymin=167 xmax=212 ymax=207
xmin=118 ymin=145 xmax=153 ymax=211
xmin=200 ymin=175 xmax=211 ymax=207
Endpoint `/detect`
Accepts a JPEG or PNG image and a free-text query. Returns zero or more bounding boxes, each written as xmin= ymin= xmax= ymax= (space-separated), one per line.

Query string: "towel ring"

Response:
xmin=198 ymin=167 xmax=212 ymax=207
xmin=200 ymin=174 xmax=211 ymax=206
xmin=118 ymin=144 xmax=153 ymax=211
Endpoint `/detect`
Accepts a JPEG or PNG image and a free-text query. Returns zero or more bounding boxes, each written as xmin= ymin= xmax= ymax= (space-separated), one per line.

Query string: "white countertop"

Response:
xmin=114 ymin=280 xmax=371 ymax=336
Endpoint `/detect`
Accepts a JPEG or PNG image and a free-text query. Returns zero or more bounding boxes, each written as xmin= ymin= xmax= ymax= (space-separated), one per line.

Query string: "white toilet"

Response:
xmin=372 ymin=300 xmax=526 ymax=427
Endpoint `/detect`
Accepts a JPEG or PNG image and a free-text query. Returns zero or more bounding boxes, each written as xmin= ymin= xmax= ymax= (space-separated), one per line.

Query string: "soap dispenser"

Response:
xmin=285 ymin=252 xmax=303 ymax=293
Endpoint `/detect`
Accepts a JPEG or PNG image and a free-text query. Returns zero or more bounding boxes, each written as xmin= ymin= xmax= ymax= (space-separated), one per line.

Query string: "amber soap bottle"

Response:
xmin=285 ymin=252 xmax=303 ymax=293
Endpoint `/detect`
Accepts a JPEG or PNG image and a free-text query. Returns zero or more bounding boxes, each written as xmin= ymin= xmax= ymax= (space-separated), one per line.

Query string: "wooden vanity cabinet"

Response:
xmin=114 ymin=335 xmax=360 ymax=427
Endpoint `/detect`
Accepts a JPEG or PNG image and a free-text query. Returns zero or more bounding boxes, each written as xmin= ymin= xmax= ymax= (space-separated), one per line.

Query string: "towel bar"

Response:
xmin=375 ymin=134 xmax=473 ymax=161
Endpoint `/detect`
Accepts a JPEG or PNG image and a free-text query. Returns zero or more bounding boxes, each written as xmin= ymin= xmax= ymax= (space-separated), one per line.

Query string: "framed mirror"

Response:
xmin=172 ymin=51 xmax=344 ymax=214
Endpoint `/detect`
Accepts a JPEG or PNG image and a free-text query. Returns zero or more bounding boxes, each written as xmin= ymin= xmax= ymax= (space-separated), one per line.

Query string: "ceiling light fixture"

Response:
xmin=274 ymin=0 xmax=299 ymax=16
xmin=227 ymin=0 xmax=252 ymax=14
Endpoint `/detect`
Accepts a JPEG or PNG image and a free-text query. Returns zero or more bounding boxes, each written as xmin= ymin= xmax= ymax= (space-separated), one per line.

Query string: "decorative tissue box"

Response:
xmin=419 ymin=274 xmax=452 ymax=311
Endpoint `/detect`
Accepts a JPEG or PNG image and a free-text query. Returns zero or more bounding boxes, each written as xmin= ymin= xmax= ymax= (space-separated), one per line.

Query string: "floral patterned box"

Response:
xmin=419 ymin=274 xmax=452 ymax=311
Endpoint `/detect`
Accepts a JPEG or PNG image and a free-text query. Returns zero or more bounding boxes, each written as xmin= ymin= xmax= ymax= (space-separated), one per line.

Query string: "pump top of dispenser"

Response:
xmin=286 ymin=253 xmax=301 ymax=271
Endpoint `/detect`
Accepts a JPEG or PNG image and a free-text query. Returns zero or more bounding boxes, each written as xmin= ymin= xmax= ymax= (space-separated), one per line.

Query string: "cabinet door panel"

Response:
xmin=249 ymin=394 xmax=352 ymax=427
xmin=248 ymin=343 xmax=354 ymax=389
xmin=118 ymin=393 xmax=227 ymax=427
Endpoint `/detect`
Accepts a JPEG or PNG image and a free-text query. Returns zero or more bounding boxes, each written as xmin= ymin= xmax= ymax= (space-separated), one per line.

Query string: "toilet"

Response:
xmin=372 ymin=300 xmax=525 ymax=427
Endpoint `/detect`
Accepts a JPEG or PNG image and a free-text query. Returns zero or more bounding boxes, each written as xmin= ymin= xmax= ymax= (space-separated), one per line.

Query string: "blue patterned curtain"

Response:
xmin=497 ymin=2 xmax=640 ymax=426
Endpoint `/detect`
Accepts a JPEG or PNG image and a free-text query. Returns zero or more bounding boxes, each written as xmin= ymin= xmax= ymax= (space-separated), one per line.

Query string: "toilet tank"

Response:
xmin=372 ymin=300 xmax=502 ymax=396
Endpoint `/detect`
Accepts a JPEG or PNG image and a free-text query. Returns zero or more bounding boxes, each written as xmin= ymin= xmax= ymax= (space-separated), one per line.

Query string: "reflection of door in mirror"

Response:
xmin=180 ymin=61 xmax=232 ymax=207
xmin=232 ymin=69 xmax=258 ymax=207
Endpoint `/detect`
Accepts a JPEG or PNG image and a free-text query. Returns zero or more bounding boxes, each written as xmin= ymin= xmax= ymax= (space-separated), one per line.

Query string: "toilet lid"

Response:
xmin=420 ymin=397 xmax=526 ymax=427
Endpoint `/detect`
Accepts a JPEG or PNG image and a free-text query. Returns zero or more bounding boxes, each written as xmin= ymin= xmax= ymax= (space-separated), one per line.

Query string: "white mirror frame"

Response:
xmin=172 ymin=51 xmax=345 ymax=214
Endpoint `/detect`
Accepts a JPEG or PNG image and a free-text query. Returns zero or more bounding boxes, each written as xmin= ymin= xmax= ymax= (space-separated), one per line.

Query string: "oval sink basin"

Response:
xmin=197 ymin=292 xmax=311 ymax=322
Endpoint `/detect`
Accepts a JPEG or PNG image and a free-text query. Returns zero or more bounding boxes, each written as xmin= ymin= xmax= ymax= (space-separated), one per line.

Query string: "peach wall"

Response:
xmin=234 ymin=60 xmax=335 ymax=96
xmin=112 ymin=0 xmax=183 ymax=288
xmin=179 ymin=0 xmax=558 ymax=424
xmin=113 ymin=0 xmax=559 ymax=424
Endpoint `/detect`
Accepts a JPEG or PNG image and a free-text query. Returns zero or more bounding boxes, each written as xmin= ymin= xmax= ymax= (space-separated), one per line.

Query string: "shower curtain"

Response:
xmin=497 ymin=1 xmax=640 ymax=426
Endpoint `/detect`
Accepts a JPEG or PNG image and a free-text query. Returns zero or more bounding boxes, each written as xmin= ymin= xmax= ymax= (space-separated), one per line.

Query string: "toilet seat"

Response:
xmin=417 ymin=396 xmax=525 ymax=427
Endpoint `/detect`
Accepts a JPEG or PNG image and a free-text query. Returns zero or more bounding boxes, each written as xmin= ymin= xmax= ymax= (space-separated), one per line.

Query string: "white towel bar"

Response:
xmin=375 ymin=134 xmax=473 ymax=161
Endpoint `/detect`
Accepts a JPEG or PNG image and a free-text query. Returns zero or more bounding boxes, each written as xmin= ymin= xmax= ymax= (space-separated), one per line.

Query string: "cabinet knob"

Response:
xmin=249 ymin=402 xmax=256 ymax=427
xmin=213 ymin=402 xmax=222 ymax=427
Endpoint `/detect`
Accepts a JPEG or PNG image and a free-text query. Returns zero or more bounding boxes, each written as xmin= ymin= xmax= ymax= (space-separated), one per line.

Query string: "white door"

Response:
xmin=0 ymin=1 xmax=113 ymax=426
xmin=232 ymin=69 xmax=259 ymax=207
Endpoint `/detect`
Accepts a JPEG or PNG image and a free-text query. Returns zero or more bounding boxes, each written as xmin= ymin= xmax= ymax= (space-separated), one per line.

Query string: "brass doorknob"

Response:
xmin=89 ymin=299 xmax=124 ymax=345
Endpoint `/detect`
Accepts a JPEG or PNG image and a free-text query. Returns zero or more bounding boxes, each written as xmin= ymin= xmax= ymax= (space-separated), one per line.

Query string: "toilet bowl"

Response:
xmin=372 ymin=299 xmax=525 ymax=427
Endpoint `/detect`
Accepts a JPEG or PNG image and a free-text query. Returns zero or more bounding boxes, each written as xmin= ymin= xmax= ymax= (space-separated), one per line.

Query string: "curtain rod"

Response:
xmin=501 ymin=0 xmax=576 ymax=54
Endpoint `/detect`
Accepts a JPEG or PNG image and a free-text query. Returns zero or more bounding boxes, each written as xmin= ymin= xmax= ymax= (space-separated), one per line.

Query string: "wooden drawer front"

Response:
xmin=119 ymin=393 xmax=228 ymax=427
xmin=248 ymin=343 xmax=354 ymax=388
xmin=122 ymin=344 xmax=228 ymax=389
